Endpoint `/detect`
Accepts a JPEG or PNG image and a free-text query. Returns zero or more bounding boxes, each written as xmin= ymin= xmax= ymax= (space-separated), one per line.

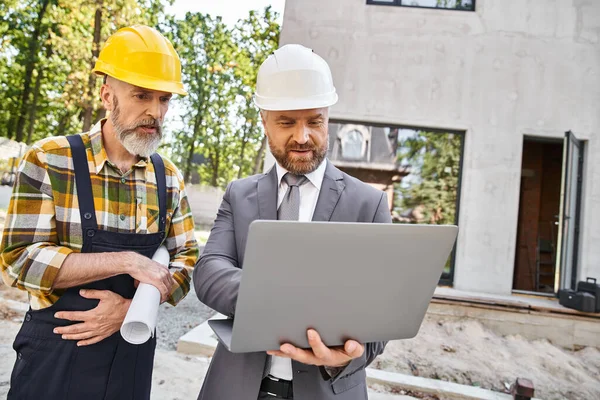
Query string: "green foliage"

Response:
xmin=0 ymin=2 xmax=280 ymax=189
xmin=164 ymin=7 xmax=279 ymax=188
xmin=0 ymin=0 xmax=174 ymax=142
xmin=394 ymin=131 xmax=462 ymax=226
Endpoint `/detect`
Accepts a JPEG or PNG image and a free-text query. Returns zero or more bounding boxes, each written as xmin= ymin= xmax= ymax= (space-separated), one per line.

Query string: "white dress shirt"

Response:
xmin=267 ymin=159 xmax=327 ymax=381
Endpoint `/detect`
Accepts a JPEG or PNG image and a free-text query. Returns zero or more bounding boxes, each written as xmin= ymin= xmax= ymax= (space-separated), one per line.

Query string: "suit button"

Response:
xmin=17 ymin=352 xmax=22 ymax=360
xmin=87 ymin=229 xmax=95 ymax=237
xmin=120 ymin=214 xmax=126 ymax=221
xmin=84 ymin=212 xmax=92 ymax=220
xmin=25 ymin=314 xmax=31 ymax=322
xmin=121 ymin=178 xmax=126 ymax=184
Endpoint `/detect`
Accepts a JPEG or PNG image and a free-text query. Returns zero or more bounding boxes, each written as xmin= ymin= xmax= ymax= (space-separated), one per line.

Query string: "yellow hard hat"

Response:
xmin=93 ymin=25 xmax=187 ymax=96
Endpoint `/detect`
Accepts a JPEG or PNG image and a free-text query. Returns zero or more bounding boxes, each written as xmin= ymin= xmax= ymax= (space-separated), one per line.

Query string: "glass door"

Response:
xmin=555 ymin=131 xmax=584 ymax=292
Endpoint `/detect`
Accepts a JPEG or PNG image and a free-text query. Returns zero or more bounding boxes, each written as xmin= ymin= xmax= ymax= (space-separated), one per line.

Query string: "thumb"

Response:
xmin=344 ymin=340 xmax=364 ymax=358
xmin=79 ymin=289 xmax=108 ymax=300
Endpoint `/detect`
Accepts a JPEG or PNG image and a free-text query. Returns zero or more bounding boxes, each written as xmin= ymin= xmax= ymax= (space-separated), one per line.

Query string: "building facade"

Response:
xmin=274 ymin=0 xmax=600 ymax=295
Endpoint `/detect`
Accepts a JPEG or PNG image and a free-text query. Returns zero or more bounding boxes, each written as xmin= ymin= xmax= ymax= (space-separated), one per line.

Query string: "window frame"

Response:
xmin=330 ymin=119 xmax=466 ymax=286
xmin=366 ymin=0 xmax=476 ymax=12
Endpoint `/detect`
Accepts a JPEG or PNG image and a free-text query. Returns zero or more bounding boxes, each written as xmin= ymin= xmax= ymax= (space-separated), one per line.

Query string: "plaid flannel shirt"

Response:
xmin=0 ymin=120 xmax=199 ymax=310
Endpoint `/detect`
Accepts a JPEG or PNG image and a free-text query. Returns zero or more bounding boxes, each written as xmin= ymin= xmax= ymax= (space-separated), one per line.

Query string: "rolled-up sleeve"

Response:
xmin=1 ymin=147 xmax=73 ymax=296
xmin=164 ymin=173 xmax=199 ymax=306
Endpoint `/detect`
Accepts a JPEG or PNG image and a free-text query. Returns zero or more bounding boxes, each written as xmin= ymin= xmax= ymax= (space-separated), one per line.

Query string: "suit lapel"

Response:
xmin=257 ymin=166 xmax=278 ymax=220
xmin=312 ymin=162 xmax=345 ymax=222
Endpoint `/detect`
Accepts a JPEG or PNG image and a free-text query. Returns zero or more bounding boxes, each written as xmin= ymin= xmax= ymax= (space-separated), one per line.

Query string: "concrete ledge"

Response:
xmin=368 ymin=393 xmax=418 ymax=400
xmin=367 ymin=368 xmax=540 ymax=400
xmin=176 ymin=312 xmax=224 ymax=357
xmin=427 ymin=301 xmax=600 ymax=349
xmin=177 ymin=317 xmax=533 ymax=400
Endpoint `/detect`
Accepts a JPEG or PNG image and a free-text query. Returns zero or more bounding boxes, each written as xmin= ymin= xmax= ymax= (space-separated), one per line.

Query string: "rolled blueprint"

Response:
xmin=120 ymin=245 xmax=170 ymax=344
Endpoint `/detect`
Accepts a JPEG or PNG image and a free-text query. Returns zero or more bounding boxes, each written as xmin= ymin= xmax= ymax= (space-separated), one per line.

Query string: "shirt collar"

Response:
xmin=89 ymin=119 xmax=148 ymax=175
xmin=275 ymin=159 xmax=328 ymax=191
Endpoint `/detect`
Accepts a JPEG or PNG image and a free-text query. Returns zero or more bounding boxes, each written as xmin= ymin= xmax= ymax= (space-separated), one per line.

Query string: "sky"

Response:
xmin=167 ymin=0 xmax=286 ymax=26
xmin=163 ymin=0 xmax=286 ymax=135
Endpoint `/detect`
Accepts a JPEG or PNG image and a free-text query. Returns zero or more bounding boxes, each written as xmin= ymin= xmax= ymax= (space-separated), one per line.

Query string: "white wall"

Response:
xmin=279 ymin=0 xmax=600 ymax=294
xmin=186 ymin=185 xmax=225 ymax=230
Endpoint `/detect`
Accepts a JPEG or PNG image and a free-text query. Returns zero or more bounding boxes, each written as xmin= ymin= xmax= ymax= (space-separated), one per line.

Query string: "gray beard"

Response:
xmin=117 ymin=131 xmax=161 ymax=158
xmin=110 ymin=101 xmax=162 ymax=157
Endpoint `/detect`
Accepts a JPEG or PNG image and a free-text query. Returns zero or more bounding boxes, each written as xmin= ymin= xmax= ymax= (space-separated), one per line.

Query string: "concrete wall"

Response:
xmin=279 ymin=0 xmax=600 ymax=294
xmin=186 ymin=185 xmax=224 ymax=230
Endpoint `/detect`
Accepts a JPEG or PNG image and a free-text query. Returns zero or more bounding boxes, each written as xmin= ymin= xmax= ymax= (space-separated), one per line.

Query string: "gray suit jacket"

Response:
xmin=193 ymin=161 xmax=392 ymax=400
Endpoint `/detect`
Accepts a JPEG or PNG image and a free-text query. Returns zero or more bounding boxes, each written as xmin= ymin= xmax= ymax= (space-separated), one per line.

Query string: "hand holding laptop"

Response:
xmin=267 ymin=329 xmax=364 ymax=367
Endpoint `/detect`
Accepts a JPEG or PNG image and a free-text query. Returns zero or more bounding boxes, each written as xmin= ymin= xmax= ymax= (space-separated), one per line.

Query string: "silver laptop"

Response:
xmin=209 ymin=220 xmax=458 ymax=353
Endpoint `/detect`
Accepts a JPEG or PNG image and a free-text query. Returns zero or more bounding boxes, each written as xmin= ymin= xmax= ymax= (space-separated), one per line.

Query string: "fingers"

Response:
xmin=139 ymin=262 xmax=173 ymax=302
xmin=266 ymin=350 xmax=288 ymax=357
xmin=61 ymin=331 xmax=96 ymax=341
xmin=270 ymin=331 xmax=365 ymax=368
xmin=79 ymin=289 xmax=109 ymax=300
xmin=280 ymin=344 xmax=315 ymax=365
xmin=344 ymin=340 xmax=364 ymax=359
xmin=307 ymin=329 xmax=331 ymax=360
xmin=54 ymin=311 xmax=88 ymax=322
xmin=54 ymin=322 xmax=91 ymax=335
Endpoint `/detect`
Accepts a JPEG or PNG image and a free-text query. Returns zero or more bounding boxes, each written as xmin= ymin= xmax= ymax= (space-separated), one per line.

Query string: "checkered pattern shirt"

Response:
xmin=0 ymin=120 xmax=199 ymax=310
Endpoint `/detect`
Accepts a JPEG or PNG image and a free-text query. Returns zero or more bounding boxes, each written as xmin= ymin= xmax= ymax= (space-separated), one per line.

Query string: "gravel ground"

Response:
xmin=156 ymin=292 xmax=215 ymax=350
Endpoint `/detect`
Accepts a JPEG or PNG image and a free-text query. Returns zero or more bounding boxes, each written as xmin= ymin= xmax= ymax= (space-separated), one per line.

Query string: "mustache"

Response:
xmin=133 ymin=119 xmax=161 ymax=130
xmin=286 ymin=142 xmax=315 ymax=151
xmin=120 ymin=118 xmax=162 ymax=132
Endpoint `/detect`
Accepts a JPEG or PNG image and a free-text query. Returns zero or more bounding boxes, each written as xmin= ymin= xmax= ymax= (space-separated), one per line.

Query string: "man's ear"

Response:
xmin=260 ymin=110 xmax=269 ymax=131
xmin=100 ymin=83 xmax=114 ymax=112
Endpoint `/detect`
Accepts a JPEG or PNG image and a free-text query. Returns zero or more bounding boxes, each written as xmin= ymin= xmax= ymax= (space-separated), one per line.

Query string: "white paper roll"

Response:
xmin=120 ymin=245 xmax=170 ymax=345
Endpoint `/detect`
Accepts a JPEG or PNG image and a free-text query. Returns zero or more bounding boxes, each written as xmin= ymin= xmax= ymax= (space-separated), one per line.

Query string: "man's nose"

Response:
xmin=291 ymin=124 xmax=310 ymax=144
xmin=146 ymin=98 xmax=162 ymax=120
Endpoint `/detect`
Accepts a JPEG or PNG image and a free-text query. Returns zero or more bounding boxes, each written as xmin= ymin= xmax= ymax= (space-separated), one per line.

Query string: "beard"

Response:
xmin=269 ymin=138 xmax=328 ymax=175
xmin=110 ymin=98 xmax=163 ymax=157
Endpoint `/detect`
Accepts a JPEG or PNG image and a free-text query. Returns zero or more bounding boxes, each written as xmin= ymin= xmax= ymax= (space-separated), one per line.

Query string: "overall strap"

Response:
xmin=150 ymin=153 xmax=167 ymax=233
xmin=66 ymin=135 xmax=98 ymax=240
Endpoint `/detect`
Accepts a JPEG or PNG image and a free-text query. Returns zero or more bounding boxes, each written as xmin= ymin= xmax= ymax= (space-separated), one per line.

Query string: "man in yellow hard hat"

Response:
xmin=194 ymin=44 xmax=390 ymax=400
xmin=1 ymin=25 xmax=198 ymax=400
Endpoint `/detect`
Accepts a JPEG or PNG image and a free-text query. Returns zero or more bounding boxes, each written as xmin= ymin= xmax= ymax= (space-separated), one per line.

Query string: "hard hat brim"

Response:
xmin=93 ymin=62 xmax=188 ymax=96
xmin=253 ymin=92 xmax=338 ymax=111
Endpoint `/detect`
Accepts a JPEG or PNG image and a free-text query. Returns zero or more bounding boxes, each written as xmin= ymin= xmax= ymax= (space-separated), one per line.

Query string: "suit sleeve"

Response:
xmin=327 ymin=192 xmax=392 ymax=382
xmin=193 ymin=182 xmax=242 ymax=317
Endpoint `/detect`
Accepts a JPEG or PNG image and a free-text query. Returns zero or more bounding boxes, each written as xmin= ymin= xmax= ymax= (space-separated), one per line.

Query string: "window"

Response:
xmin=394 ymin=127 xmax=464 ymax=283
xmin=329 ymin=120 xmax=465 ymax=285
xmin=367 ymin=0 xmax=475 ymax=12
xmin=331 ymin=124 xmax=371 ymax=162
xmin=341 ymin=130 xmax=365 ymax=160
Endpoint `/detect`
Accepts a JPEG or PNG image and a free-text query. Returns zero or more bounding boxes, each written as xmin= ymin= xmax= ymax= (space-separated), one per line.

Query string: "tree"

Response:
xmin=81 ymin=0 xmax=103 ymax=132
xmin=0 ymin=0 xmax=172 ymax=142
xmin=166 ymin=13 xmax=238 ymax=187
xmin=1 ymin=2 xmax=282 ymax=191
xmin=232 ymin=6 xmax=280 ymax=177
xmin=14 ymin=0 xmax=52 ymax=143
xmin=166 ymin=7 xmax=280 ymax=188
xmin=395 ymin=131 xmax=462 ymax=225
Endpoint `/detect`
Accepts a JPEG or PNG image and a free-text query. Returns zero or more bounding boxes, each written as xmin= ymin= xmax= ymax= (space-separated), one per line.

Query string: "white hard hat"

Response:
xmin=253 ymin=44 xmax=338 ymax=111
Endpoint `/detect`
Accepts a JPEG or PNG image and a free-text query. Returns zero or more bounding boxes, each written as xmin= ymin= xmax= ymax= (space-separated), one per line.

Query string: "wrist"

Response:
xmin=122 ymin=251 xmax=140 ymax=276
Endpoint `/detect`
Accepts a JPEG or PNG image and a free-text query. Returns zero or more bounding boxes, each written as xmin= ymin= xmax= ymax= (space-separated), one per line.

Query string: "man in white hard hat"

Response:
xmin=193 ymin=44 xmax=391 ymax=400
